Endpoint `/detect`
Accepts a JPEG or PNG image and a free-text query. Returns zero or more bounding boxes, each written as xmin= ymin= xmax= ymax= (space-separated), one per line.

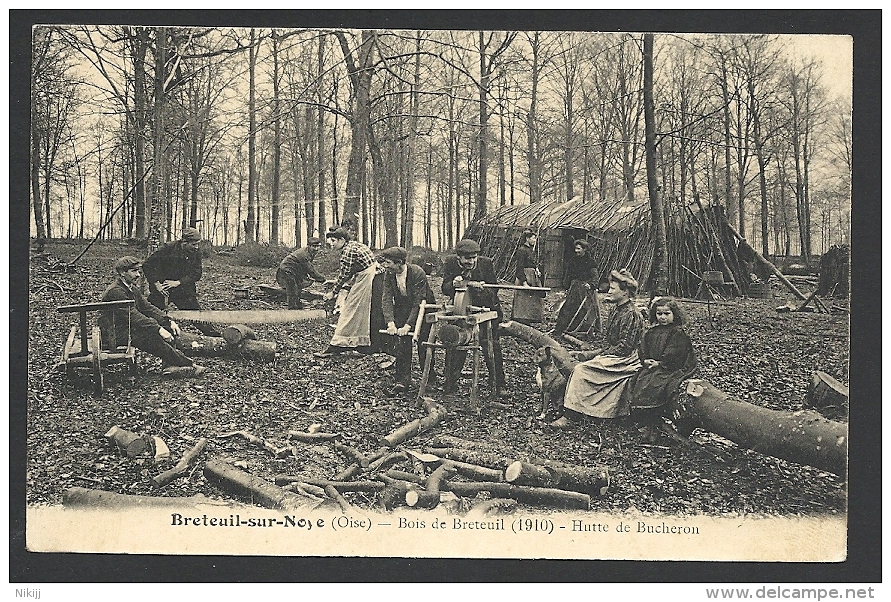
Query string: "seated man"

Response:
xmin=440 ymin=239 xmax=508 ymax=398
xmin=377 ymin=246 xmax=436 ymax=395
xmin=99 ymin=256 xmax=206 ymax=378
xmin=142 ymin=227 xmax=219 ymax=336
xmin=276 ymin=237 xmax=327 ymax=309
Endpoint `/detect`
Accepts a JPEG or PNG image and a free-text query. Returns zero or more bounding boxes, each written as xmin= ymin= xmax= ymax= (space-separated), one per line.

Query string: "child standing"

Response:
xmin=628 ymin=297 xmax=697 ymax=440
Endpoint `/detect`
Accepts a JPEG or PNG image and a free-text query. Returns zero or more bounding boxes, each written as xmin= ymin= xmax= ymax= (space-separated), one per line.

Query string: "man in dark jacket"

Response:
xmin=276 ymin=237 xmax=327 ymax=309
xmin=99 ymin=256 xmax=206 ymax=378
xmin=142 ymin=227 xmax=219 ymax=335
xmin=440 ymin=239 xmax=508 ymax=397
xmin=377 ymin=246 xmax=436 ymax=394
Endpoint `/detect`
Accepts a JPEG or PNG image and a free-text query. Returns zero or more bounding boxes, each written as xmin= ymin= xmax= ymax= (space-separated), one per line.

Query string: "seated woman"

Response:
xmin=551 ymin=269 xmax=643 ymax=427
xmin=628 ymin=297 xmax=697 ymax=441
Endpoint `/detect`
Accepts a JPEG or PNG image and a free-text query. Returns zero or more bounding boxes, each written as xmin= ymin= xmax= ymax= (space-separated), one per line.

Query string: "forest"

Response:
xmin=31 ymin=27 xmax=851 ymax=262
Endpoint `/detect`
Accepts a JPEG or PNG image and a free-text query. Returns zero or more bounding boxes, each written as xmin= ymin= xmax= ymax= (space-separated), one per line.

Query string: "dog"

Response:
xmin=533 ymin=346 xmax=567 ymax=420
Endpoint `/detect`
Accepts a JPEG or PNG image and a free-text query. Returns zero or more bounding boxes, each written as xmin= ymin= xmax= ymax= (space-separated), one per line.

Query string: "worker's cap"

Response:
xmin=181 ymin=227 xmax=202 ymax=242
xmin=307 ymin=237 xmax=322 ymax=247
xmin=454 ymin=239 xmax=481 ymax=256
xmin=325 ymin=228 xmax=349 ymax=241
xmin=378 ymin=246 xmax=408 ymax=262
xmin=114 ymin=256 xmax=143 ymax=272
xmin=609 ymin=268 xmax=639 ymax=292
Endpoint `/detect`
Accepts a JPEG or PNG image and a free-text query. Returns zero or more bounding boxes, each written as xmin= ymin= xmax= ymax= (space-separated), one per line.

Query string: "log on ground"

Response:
xmin=505 ymin=460 xmax=610 ymax=496
xmin=379 ymin=398 xmax=447 ymax=447
xmin=443 ymin=481 xmax=591 ymax=510
xmin=175 ymin=333 xmax=276 ymax=363
xmin=203 ymin=458 xmax=319 ymax=511
xmin=425 ymin=447 xmax=515 ymax=471
xmin=685 ymin=380 xmax=847 ymax=477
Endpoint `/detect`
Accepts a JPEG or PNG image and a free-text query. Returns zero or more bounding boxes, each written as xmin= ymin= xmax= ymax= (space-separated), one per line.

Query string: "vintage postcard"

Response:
xmin=19 ymin=13 xmax=862 ymax=570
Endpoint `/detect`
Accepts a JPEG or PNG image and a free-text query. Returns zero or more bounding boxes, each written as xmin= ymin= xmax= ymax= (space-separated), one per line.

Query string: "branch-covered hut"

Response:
xmin=464 ymin=196 xmax=754 ymax=299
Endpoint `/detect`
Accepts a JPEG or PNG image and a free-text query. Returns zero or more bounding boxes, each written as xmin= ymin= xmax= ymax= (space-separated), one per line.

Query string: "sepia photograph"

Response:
xmin=12 ymin=10 xmax=877 ymax=582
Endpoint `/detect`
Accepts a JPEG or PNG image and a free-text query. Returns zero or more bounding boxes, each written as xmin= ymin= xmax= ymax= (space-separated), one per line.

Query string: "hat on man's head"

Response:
xmin=307 ymin=237 xmax=322 ymax=246
xmin=114 ymin=256 xmax=143 ymax=272
xmin=325 ymin=228 xmax=348 ymax=241
xmin=454 ymin=239 xmax=481 ymax=256
xmin=379 ymin=246 xmax=408 ymax=262
xmin=609 ymin=268 xmax=639 ymax=292
xmin=181 ymin=227 xmax=201 ymax=242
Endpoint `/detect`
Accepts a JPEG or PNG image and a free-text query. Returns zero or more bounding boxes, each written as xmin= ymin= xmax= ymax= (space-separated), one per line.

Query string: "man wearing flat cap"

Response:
xmin=440 ymin=239 xmax=508 ymax=398
xmin=377 ymin=246 xmax=436 ymax=394
xmin=99 ymin=256 xmax=206 ymax=378
xmin=142 ymin=227 xmax=218 ymax=336
xmin=276 ymin=237 xmax=328 ymax=310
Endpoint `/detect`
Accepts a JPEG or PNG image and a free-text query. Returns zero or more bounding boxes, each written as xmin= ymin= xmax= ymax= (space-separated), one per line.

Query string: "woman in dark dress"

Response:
xmin=514 ymin=229 xmax=541 ymax=286
xmin=628 ymin=297 xmax=697 ymax=441
xmin=553 ymin=239 xmax=600 ymax=338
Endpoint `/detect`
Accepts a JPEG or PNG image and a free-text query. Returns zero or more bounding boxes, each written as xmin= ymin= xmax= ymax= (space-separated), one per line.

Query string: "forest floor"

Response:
xmin=26 ymin=240 xmax=849 ymax=516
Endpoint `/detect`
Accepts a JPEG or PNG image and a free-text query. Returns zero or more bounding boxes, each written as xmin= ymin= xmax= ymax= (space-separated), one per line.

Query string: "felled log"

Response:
xmin=686 ymin=379 xmax=847 ymax=477
xmin=274 ymin=476 xmax=385 ymax=493
xmin=805 ymin=371 xmax=849 ymax=414
xmin=203 ymin=458 xmax=318 ymax=511
xmin=63 ymin=487 xmax=230 ymax=509
xmin=217 ymin=430 xmax=291 ymax=459
xmin=384 ymin=469 xmax=426 ymax=485
xmin=168 ymin=308 xmax=326 ymax=324
xmin=443 ymin=481 xmax=591 ymax=510
xmin=325 ymin=484 xmax=354 ymax=514
xmin=442 ymin=460 xmax=504 ymax=482
xmin=426 ymin=447 xmax=514 ymax=471
xmin=368 ymin=451 xmax=411 ymax=472
xmin=334 ymin=442 xmax=370 ymax=468
xmin=222 ymin=324 xmax=257 ymax=346
xmin=501 ymin=321 xmax=849 ymax=477
xmin=505 ymin=460 xmax=610 ymax=496
xmin=175 ymin=333 xmax=276 ymax=363
xmin=375 ymin=474 xmax=421 ymax=511
xmin=104 ymin=426 xmax=148 ymax=458
xmin=152 ymin=438 xmax=208 ymax=488
xmin=287 ymin=431 xmax=341 ymax=443
xmin=405 ymin=464 xmax=456 ymax=509
xmin=379 ymin=398 xmax=448 ymax=447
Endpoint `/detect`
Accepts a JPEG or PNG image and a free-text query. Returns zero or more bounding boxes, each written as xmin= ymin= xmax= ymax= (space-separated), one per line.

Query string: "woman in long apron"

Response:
xmin=551 ymin=269 xmax=644 ymax=427
xmin=315 ymin=228 xmax=380 ymax=357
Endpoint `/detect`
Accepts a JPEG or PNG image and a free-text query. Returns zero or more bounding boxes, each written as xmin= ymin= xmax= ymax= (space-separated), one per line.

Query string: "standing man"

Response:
xmin=377 ymin=246 xmax=436 ymax=395
xmin=441 ymin=239 xmax=509 ymax=398
xmin=142 ymin=227 xmax=219 ymax=336
xmin=315 ymin=228 xmax=380 ymax=358
xmin=100 ymin=256 xmax=206 ymax=378
xmin=276 ymin=237 xmax=327 ymax=310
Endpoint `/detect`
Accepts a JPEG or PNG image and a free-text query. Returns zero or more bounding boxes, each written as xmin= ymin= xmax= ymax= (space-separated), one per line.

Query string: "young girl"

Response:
xmin=628 ymin=297 xmax=697 ymax=440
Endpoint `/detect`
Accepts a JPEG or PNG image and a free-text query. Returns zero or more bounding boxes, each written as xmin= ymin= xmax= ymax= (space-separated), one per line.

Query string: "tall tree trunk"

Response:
xmin=337 ymin=30 xmax=375 ymax=234
xmin=643 ymin=33 xmax=668 ymax=296
xmin=270 ymin=30 xmax=281 ymax=245
xmin=245 ymin=28 xmax=258 ymax=244
xmin=316 ymin=33 xmax=327 ymax=239
xmin=133 ymin=28 xmax=149 ymax=240
xmin=526 ymin=31 xmax=541 ymax=205
xmin=148 ymin=26 xmax=167 ymax=253
xmin=30 ymin=100 xmax=46 ymax=241
xmin=475 ymin=31 xmax=489 ymax=223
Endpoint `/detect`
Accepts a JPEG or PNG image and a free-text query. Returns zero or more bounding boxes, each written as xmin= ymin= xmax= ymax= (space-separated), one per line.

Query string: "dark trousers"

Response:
xmin=149 ymin=289 xmax=220 ymax=336
xmin=392 ymin=320 xmax=433 ymax=386
xmin=131 ymin=329 xmax=194 ymax=368
xmin=276 ymin=268 xmax=310 ymax=309
xmin=445 ymin=325 xmax=505 ymax=389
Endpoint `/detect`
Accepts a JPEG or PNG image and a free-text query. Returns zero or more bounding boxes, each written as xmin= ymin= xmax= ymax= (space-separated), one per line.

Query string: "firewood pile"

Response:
xmin=65 ymin=397 xmax=611 ymax=514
